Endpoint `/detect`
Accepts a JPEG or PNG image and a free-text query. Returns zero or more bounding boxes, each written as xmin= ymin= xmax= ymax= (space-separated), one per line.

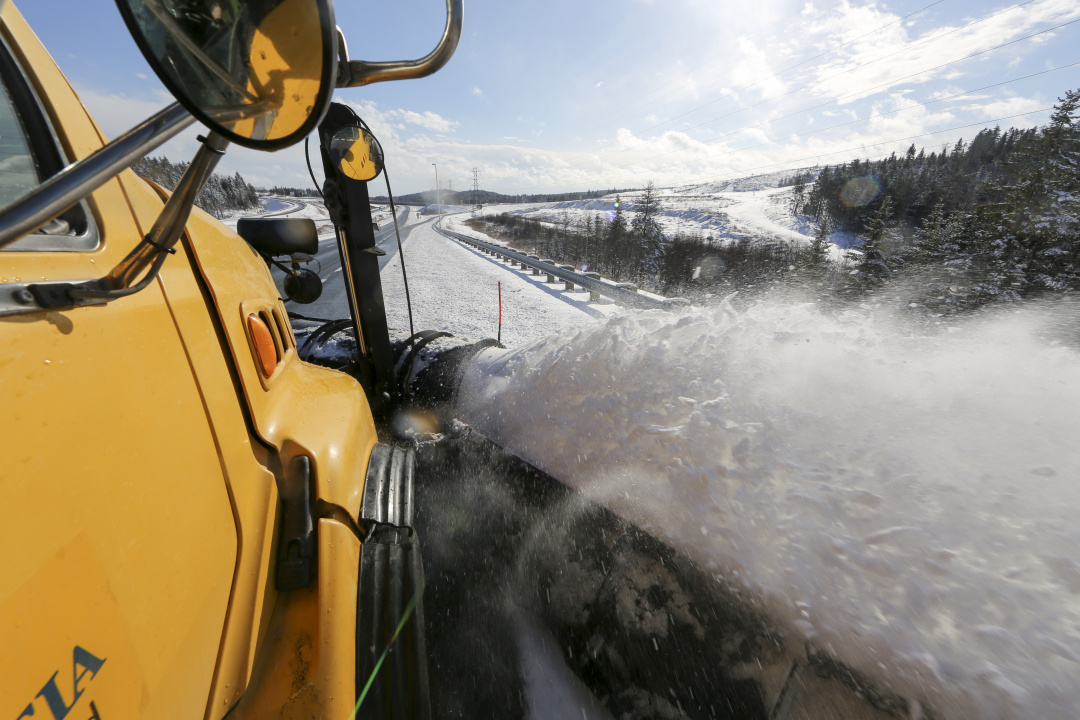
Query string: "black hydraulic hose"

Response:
xmin=304 ymin=135 xmax=325 ymax=200
xmin=383 ymin=167 xmax=415 ymax=338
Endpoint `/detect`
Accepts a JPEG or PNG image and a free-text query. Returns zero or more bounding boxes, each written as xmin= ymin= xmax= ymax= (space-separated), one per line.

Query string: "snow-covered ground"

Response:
xmin=457 ymin=298 xmax=1080 ymax=720
xmin=467 ymin=171 xmax=858 ymax=261
xmin=380 ymin=217 xmax=617 ymax=347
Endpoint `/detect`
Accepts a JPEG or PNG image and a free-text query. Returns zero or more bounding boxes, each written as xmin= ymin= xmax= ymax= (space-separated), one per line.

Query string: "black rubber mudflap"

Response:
xmin=362 ymin=444 xmax=417 ymax=527
xmin=356 ymin=445 xmax=431 ymax=720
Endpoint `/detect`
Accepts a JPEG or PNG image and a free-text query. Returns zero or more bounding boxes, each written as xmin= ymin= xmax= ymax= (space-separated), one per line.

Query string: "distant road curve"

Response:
xmin=258 ymin=196 xmax=306 ymax=217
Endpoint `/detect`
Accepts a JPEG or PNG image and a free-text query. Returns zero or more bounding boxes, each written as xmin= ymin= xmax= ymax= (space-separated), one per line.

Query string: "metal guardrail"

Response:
xmin=434 ymin=224 xmax=689 ymax=310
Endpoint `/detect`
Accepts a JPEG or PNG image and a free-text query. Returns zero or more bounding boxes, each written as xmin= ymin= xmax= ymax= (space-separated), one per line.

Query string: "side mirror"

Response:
xmin=284 ymin=268 xmax=323 ymax=304
xmin=237 ymin=217 xmax=318 ymax=256
xmin=238 ymin=218 xmax=323 ymax=304
xmin=329 ymin=125 xmax=384 ymax=182
xmin=116 ymin=0 xmax=337 ymax=151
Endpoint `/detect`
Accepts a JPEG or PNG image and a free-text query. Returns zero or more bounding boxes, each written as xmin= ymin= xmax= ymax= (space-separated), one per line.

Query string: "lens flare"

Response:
xmin=839 ymin=175 xmax=882 ymax=208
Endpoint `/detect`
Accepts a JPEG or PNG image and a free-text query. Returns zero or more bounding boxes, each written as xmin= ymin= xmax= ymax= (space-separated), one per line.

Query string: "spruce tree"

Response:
xmin=606 ymin=197 xmax=629 ymax=278
xmin=802 ymin=215 xmax=831 ymax=270
xmin=630 ymin=182 xmax=666 ymax=285
xmin=847 ymin=196 xmax=894 ymax=289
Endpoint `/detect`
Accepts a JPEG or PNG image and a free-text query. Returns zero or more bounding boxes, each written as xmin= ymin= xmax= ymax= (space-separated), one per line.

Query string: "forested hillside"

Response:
xmin=133 ymin=156 xmax=260 ymax=218
xmin=471 ymin=89 xmax=1079 ymax=313
xmin=802 ymin=89 xmax=1079 ymax=308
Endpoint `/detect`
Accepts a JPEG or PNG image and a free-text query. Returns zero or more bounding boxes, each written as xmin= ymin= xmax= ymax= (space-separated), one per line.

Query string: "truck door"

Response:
xmin=0 ymin=13 xmax=237 ymax=720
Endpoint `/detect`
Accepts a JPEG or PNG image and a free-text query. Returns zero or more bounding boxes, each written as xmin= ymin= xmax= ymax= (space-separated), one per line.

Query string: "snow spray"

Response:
xmin=457 ymin=295 xmax=1080 ymax=720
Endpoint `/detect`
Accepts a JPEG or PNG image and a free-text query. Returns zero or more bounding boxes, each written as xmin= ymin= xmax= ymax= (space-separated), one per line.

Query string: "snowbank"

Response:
xmin=459 ymin=298 xmax=1080 ymax=720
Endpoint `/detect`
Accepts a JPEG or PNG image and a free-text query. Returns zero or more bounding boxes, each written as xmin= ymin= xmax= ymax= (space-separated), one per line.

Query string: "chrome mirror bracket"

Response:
xmin=336 ymin=0 xmax=463 ymax=88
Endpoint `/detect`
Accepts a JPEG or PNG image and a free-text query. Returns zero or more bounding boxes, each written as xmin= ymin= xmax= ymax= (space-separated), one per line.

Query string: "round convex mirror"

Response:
xmin=329 ymin=126 xmax=384 ymax=182
xmin=117 ymin=0 xmax=336 ymax=151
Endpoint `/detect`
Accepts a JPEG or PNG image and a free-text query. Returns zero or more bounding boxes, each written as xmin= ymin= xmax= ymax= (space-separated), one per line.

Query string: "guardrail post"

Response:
xmin=527 ymin=255 xmax=541 ymax=275
xmin=581 ymin=271 xmax=601 ymax=301
xmin=559 ymin=265 xmax=575 ymax=291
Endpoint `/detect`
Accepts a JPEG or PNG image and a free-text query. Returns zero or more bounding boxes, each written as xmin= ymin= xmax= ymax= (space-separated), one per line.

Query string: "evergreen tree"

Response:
xmin=606 ymin=197 xmax=629 ymax=278
xmin=132 ymin=155 xmax=260 ymax=218
xmin=847 ymin=196 xmax=894 ymax=289
xmin=801 ymin=215 xmax=831 ymax=270
xmin=630 ymin=182 xmax=666 ymax=284
xmin=913 ymin=203 xmax=949 ymax=265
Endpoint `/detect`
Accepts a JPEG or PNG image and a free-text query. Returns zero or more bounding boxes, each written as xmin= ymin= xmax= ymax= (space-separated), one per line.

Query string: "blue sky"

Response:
xmin=18 ymin=0 xmax=1080 ymax=195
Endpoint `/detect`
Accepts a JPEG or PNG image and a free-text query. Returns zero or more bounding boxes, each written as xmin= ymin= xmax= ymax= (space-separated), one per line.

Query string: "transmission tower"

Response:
xmin=468 ymin=167 xmax=481 ymax=215
xmin=471 ymin=167 xmax=481 ymax=205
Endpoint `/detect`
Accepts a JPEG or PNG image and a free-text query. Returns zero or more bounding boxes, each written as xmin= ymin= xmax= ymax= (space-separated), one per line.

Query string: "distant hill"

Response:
xmin=371 ymin=187 xmax=639 ymax=206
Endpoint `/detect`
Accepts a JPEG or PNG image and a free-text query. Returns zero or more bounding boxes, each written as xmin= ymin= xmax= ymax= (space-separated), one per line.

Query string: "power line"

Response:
xmin=553 ymin=18 xmax=1080 ymax=188
xmin=564 ymin=3 xmax=812 ymax=148
xmin=566 ymin=0 xmax=958 ymax=163
xmin=569 ymin=0 xmax=1035 ymax=169
xmin=582 ymin=107 xmax=1053 ymax=192
xmin=586 ymin=59 xmax=1080 ymax=181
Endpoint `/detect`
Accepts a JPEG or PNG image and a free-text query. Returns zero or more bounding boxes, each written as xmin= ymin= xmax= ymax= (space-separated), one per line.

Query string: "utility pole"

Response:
xmin=432 ymin=162 xmax=441 ymax=221
xmin=471 ymin=167 xmax=480 ymax=216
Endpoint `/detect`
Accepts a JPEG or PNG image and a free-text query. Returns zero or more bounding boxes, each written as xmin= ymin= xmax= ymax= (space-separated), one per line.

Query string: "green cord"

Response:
xmin=351 ymin=583 xmax=423 ymax=719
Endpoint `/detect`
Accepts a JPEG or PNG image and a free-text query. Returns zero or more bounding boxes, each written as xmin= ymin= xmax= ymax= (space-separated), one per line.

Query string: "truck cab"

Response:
xmin=0 ymin=2 xmax=460 ymax=717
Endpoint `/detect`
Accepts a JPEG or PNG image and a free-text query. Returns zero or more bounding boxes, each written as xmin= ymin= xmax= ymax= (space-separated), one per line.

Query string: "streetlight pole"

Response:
xmin=432 ymin=162 xmax=441 ymax=222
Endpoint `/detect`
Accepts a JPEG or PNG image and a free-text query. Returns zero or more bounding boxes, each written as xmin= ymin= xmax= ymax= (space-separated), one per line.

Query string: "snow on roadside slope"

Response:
xmin=478 ymin=184 xmax=829 ymax=248
xmin=380 ymin=219 xmax=615 ymax=347
xmin=458 ymin=297 xmax=1080 ymax=720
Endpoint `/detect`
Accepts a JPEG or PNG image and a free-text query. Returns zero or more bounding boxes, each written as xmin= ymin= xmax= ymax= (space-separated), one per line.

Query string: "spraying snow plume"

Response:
xmin=459 ymin=296 xmax=1080 ymax=720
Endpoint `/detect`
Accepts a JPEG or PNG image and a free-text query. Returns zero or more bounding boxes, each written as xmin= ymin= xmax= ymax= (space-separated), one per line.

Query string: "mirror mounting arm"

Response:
xmin=103 ymin=132 xmax=230 ymax=290
xmin=21 ymin=132 xmax=231 ymax=312
xmin=336 ymin=0 xmax=463 ymax=88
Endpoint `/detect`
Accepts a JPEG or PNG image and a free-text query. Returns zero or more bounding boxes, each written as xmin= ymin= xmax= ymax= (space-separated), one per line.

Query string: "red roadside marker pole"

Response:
xmin=497 ymin=281 xmax=502 ymax=345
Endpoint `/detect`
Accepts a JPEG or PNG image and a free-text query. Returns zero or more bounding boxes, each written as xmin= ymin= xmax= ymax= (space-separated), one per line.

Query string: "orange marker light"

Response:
xmin=247 ymin=314 xmax=278 ymax=377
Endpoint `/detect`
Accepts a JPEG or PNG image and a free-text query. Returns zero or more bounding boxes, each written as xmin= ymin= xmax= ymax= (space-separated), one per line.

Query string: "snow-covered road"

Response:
xmin=381 ymin=217 xmax=616 ymax=346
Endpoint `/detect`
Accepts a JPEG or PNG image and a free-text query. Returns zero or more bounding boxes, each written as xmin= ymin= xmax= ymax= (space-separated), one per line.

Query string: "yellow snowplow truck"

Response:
xmin=0 ymin=1 xmax=461 ymax=718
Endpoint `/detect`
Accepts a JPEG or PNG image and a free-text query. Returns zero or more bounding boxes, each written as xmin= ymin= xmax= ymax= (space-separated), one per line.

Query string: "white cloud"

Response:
xmin=968 ymin=95 xmax=1046 ymax=120
xmin=397 ymin=110 xmax=458 ymax=132
xmin=471 ymin=87 xmax=484 ymax=97
xmin=806 ymin=0 xmax=1080 ymax=104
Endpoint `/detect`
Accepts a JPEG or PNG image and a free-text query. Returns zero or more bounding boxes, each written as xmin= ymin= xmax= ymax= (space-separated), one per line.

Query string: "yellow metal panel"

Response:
xmin=1 ymin=9 xmax=237 ymax=718
xmin=229 ymin=519 xmax=360 ymax=719
xmin=0 ymin=277 xmax=238 ymax=719
xmin=182 ymin=208 xmax=378 ymax=524
xmin=3 ymin=8 xmax=374 ymax=718
xmin=115 ymin=171 xmax=286 ymax=719
xmin=0 ymin=533 xmax=144 ymax=719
